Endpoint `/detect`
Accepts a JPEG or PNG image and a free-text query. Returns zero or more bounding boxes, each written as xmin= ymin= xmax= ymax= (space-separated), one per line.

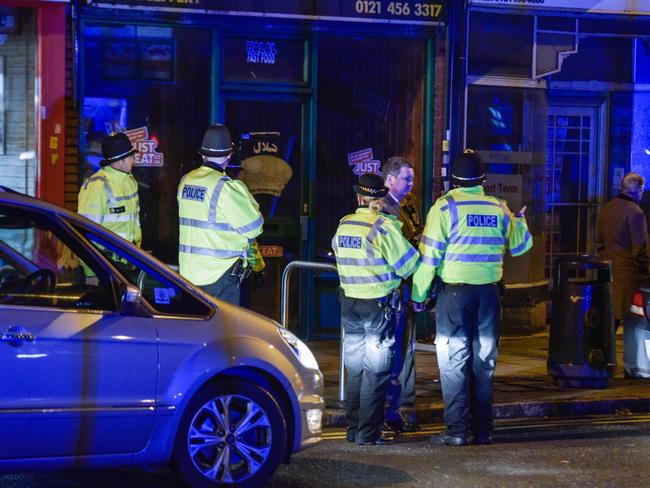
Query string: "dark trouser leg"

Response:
xmin=470 ymin=284 xmax=500 ymax=440
xmin=200 ymin=271 xmax=241 ymax=305
xmin=385 ymin=305 xmax=406 ymax=422
xmin=341 ymin=297 xmax=365 ymax=435
xmin=357 ymin=303 xmax=396 ymax=443
xmin=435 ymin=286 xmax=472 ymax=439
xmin=399 ymin=317 xmax=416 ymax=408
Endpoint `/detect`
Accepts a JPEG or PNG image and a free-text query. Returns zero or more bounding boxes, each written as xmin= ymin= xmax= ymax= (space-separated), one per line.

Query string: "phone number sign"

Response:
xmin=88 ymin=1 xmax=448 ymax=24
xmin=349 ymin=1 xmax=446 ymax=22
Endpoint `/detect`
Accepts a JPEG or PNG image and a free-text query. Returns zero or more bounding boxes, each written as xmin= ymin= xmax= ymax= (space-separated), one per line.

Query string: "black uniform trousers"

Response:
xmin=200 ymin=270 xmax=240 ymax=305
xmin=435 ymin=282 xmax=500 ymax=440
xmin=341 ymin=292 xmax=397 ymax=444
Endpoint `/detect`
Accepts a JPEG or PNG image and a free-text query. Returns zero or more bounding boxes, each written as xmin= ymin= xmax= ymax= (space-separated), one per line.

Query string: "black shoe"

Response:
xmin=384 ymin=419 xmax=404 ymax=433
xmin=357 ymin=433 xmax=396 ymax=446
xmin=402 ymin=422 xmax=421 ymax=433
xmin=430 ymin=433 xmax=470 ymax=446
xmin=473 ymin=436 xmax=493 ymax=445
xmin=346 ymin=428 xmax=356 ymax=443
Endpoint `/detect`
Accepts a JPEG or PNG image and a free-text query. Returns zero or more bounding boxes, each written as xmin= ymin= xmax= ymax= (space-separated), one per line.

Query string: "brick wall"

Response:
xmin=432 ymin=34 xmax=446 ymax=200
xmin=0 ymin=8 xmax=36 ymax=195
xmin=64 ymin=5 xmax=79 ymax=211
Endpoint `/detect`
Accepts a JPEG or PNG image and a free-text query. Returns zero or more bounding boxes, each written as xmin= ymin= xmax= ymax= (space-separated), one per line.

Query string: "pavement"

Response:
xmin=308 ymin=330 xmax=650 ymax=428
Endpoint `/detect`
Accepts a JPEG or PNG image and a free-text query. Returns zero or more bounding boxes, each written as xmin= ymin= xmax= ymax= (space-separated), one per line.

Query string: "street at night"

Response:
xmin=4 ymin=414 xmax=650 ymax=488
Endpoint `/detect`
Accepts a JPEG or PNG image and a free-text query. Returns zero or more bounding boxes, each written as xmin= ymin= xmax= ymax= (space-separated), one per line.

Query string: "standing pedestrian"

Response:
xmin=596 ymin=172 xmax=650 ymax=330
xmin=381 ymin=156 xmax=422 ymax=433
xmin=333 ymin=172 xmax=420 ymax=445
xmin=412 ymin=149 xmax=532 ymax=446
xmin=178 ymin=124 xmax=263 ymax=305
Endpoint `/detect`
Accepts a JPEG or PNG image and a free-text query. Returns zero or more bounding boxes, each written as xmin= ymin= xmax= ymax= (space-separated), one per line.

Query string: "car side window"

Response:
xmin=0 ymin=211 xmax=115 ymax=310
xmin=82 ymin=231 xmax=211 ymax=317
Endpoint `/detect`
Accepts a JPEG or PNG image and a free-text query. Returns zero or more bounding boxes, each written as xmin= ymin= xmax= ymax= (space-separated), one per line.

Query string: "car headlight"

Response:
xmin=278 ymin=327 xmax=320 ymax=371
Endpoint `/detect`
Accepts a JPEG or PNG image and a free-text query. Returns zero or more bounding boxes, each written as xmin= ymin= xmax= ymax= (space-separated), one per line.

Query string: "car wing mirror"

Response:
xmin=119 ymin=283 xmax=150 ymax=317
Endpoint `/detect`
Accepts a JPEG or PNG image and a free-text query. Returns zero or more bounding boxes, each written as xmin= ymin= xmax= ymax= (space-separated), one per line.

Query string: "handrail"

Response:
xmin=280 ymin=260 xmax=345 ymax=401
xmin=280 ymin=260 xmax=338 ymax=328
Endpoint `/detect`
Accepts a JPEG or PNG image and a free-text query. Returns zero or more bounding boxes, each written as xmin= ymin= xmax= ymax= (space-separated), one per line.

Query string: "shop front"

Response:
xmin=447 ymin=1 xmax=650 ymax=331
xmin=0 ymin=1 xmax=66 ymax=205
xmin=77 ymin=1 xmax=447 ymax=338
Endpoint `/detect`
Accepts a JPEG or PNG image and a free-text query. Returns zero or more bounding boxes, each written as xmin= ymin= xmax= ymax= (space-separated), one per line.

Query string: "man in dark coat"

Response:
xmin=381 ymin=156 xmax=422 ymax=433
xmin=596 ymin=172 xmax=650 ymax=329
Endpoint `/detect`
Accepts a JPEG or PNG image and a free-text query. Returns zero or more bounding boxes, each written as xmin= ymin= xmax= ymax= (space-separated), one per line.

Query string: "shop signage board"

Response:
xmin=469 ymin=0 xmax=650 ymax=15
xmin=259 ymin=245 xmax=284 ymax=258
xmin=484 ymin=174 xmax=523 ymax=212
xmin=124 ymin=126 xmax=164 ymax=167
xmin=476 ymin=150 xmax=534 ymax=165
xmin=347 ymin=148 xmax=381 ymax=175
xmin=87 ymin=0 xmax=448 ymax=24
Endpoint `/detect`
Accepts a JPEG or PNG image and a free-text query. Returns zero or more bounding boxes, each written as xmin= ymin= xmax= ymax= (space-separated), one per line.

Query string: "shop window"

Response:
xmin=80 ymin=23 xmax=211 ymax=264
xmin=467 ymin=87 xmax=524 ymax=154
xmin=0 ymin=8 xmax=36 ymax=195
xmin=223 ymin=37 xmax=306 ymax=84
xmin=468 ymin=12 xmax=533 ymax=78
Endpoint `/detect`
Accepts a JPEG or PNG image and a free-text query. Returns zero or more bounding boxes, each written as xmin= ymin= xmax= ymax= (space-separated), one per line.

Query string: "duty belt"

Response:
xmin=378 ymin=288 xmax=401 ymax=320
xmin=229 ymin=258 xmax=251 ymax=285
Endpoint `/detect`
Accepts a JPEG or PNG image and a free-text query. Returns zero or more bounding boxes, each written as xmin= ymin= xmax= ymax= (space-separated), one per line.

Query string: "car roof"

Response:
xmin=0 ymin=191 xmax=86 ymax=223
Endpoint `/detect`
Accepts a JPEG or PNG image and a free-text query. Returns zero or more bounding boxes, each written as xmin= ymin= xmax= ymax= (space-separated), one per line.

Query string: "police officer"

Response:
xmin=412 ymin=150 xmax=532 ymax=446
xmin=333 ymin=172 xmax=420 ymax=445
xmin=381 ymin=156 xmax=422 ymax=433
xmin=79 ymin=131 xmax=141 ymax=246
xmin=225 ymin=154 xmax=267 ymax=308
xmin=178 ymin=124 xmax=263 ymax=305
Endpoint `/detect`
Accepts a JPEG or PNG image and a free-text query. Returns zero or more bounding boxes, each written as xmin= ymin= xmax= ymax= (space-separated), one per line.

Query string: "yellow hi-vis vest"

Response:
xmin=178 ymin=166 xmax=263 ymax=286
xmin=411 ymin=185 xmax=533 ymax=302
xmin=78 ymin=166 xmax=142 ymax=246
xmin=332 ymin=207 xmax=420 ymax=299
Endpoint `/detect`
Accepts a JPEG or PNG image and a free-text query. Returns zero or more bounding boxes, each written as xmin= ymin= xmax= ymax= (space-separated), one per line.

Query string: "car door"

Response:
xmin=0 ymin=207 xmax=157 ymax=459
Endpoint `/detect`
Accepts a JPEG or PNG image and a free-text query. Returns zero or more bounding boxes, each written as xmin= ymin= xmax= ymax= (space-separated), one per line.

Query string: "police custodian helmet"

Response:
xmin=450 ymin=149 xmax=486 ymax=187
xmin=199 ymin=124 xmax=234 ymax=157
xmin=100 ymin=132 xmax=137 ymax=167
xmin=353 ymin=172 xmax=389 ymax=198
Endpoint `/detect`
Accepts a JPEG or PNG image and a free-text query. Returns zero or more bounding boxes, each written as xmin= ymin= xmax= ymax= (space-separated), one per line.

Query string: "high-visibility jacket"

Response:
xmin=78 ymin=166 xmax=141 ymax=246
xmin=178 ymin=165 xmax=263 ymax=286
xmin=332 ymin=207 xmax=420 ymax=299
xmin=412 ymin=185 xmax=532 ymax=302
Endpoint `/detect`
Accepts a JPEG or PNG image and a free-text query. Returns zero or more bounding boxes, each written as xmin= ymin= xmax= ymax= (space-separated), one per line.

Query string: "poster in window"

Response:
xmin=103 ymin=42 xmax=136 ymax=79
xmin=139 ymin=42 xmax=174 ymax=81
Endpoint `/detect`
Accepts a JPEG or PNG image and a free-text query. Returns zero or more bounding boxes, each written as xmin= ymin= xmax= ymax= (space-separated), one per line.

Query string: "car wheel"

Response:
xmin=172 ymin=379 xmax=287 ymax=488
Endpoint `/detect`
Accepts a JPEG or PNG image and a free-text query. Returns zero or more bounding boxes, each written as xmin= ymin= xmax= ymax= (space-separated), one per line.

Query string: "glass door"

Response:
xmin=546 ymin=105 xmax=601 ymax=276
xmin=224 ymin=97 xmax=305 ymax=325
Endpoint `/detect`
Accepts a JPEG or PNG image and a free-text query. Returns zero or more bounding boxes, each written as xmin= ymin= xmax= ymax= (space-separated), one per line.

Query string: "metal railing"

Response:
xmin=280 ymin=260 xmax=346 ymax=401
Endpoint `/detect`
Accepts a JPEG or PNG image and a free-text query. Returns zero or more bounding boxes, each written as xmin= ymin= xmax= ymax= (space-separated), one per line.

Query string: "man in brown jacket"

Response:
xmin=596 ymin=172 xmax=650 ymax=329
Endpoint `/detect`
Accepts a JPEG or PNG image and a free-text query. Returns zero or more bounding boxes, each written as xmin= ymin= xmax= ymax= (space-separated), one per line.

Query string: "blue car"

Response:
xmin=0 ymin=191 xmax=323 ymax=487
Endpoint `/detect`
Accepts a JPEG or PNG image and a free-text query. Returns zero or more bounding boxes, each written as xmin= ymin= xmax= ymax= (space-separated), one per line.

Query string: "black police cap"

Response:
xmin=353 ymin=172 xmax=389 ymax=198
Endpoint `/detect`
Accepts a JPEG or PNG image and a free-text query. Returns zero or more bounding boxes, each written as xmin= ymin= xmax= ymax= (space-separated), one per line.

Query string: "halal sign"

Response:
xmin=125 ymin=126 xmax=164 ymax=167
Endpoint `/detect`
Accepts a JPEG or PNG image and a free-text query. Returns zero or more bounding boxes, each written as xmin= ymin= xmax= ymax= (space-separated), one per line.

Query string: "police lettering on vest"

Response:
xmin=467 ymin=214 xmax=497 ymax=227
xmin=182 ymin=185 xmax=207 ymax=202
xmin=338 ymin=235 xmax=362 ymax=249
